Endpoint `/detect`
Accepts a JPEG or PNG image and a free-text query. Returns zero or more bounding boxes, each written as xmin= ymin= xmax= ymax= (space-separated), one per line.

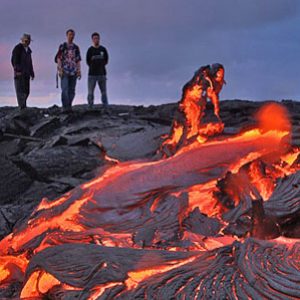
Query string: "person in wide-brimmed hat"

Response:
xmin=11 ymin=33 xmax=35 ymax=110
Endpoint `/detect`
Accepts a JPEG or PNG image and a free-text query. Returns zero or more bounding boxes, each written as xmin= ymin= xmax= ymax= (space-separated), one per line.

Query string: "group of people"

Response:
xmin=11 ymin=29 xmax=109 ymax=111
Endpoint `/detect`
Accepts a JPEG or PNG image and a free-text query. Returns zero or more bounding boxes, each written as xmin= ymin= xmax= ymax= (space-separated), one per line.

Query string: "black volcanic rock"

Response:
xmin=183 ymin=207 xmax=222 ymax=237
xmin=1 ymin=100 xmax=300 ymax=298
xmin=0 ymin=100 xmax=299 ymax=241
xmin=19 ymin=145 xmax=104 ymax=178
xmin=0 ymin=155 xmax=32 ymax=205
xmin=21 ymin=239 xmax=300 ymax=299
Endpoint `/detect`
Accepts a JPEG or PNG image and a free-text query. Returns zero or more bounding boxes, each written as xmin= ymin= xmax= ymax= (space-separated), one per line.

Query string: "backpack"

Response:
xmin=54 ymin=42 xmax=67 ymax=64
xmin=54 ymin=43 xmax=67 ymax=88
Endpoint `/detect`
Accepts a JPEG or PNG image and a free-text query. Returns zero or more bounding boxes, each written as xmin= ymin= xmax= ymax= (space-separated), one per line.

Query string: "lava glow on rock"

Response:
xmin=0 ymin=87 xmax=299 ymax=298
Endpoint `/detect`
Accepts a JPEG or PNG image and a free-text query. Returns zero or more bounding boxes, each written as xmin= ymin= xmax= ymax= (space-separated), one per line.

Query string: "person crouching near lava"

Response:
xmin=160 ymin=63 xmax=226 ymax=156
xmin=180 ymin=63 xmax=225 ymax=134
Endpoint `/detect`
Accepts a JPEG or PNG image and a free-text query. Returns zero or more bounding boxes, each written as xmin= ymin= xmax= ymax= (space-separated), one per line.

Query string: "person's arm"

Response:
xmin=76 ymin=46 xmax=82 ymax=78
xmin=104 ymin=47 xmax=109 ymax=65
xmin=86 ymin=48 xmax=91 ymax=66
xmin=207 ymin=88 xmax=220 ymax=120
xmin=30 ymin=49 xmax=35 ymax=79
xmin=11 ymin=45 xmax=22 ymax=75
xmin=30 ymin=61 xmax=35 ymax=79
xmin=77 ymin=61 xmax=81 ymax=78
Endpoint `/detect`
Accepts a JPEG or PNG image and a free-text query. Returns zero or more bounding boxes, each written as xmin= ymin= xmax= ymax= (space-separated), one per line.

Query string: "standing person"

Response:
xmin=86 ymin=32 xmax=109 ymax=107
xmin=56 ymin=29 xmax=81 ymax=112
xmin=11 ymin=34 xmax=35 ymax=110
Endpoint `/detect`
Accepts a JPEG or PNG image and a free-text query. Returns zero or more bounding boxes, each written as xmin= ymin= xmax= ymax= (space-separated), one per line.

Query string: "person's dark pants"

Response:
xmin=14 ymin=75 xmax=30 ymax=109
xmin=87 ymin=75 xmax=108 ymax=107
xmin=61 ymin=75 xmax=77 ymax=110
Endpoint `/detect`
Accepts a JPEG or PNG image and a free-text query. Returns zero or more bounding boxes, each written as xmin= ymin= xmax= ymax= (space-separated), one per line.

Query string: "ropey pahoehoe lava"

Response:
xmin=0 ymin=68 xmax=300 ymax=299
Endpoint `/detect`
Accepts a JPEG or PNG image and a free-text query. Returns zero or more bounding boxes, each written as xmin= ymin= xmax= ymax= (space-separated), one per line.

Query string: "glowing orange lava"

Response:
xmin=0 ymin=100 xmax=299 ymax=298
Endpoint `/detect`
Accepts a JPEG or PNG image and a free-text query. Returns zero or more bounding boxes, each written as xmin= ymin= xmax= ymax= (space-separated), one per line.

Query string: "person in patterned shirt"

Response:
xmin=56 ymin=29 xmax=81 ymax=112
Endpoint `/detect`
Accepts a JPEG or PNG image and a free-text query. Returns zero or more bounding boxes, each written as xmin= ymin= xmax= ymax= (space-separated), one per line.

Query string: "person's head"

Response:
xmin=215 ymin=68 xmax=224 ymax=82
xmin=21 ymin=33 xmax=32 ymax=47
xmin=66 ymin=29 xmax=75 ymax=43
xmin=91 ymin=32 xmax=100 ymax=47
xmin=211 ymin=63 xmax=224 ymax=83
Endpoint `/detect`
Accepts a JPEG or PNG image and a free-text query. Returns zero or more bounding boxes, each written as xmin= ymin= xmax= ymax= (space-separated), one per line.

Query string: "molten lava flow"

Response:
xmin=20 ymin=270 xmax=83 ymax=298
xmin=125 ymin=255 xmax=199 ymax=291
xmin=88 ymin=283 xmax=122 ymax=300
xmin=0 ymin=255 xmax=28 ymax=284
xmin=20 ymin=271 xmax=60 ymax=298
xmin=0 ymin=101 xmax=299 ymax=299
xmin=256 ymin=102 xmax=291 ymax=133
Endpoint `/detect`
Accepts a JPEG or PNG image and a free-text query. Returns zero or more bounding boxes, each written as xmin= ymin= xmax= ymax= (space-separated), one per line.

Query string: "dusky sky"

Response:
xmin=0 ymin=0 xmax=300 ymax=107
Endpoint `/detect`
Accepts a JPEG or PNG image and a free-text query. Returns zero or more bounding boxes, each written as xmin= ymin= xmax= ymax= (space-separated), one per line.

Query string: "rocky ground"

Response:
xmin=0 ymin=99 xmax=299 ymax=242
xmin=0 ymin=99 xmax=300 ymax=299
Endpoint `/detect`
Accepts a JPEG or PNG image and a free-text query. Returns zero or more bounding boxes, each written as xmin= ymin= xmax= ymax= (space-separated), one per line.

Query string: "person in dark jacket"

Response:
xmin=56 ymin=29 xmax=81 ymax=112
xmin=11 ymin=34 xmax=35 ymax=110
xmin=86 ymin=32 xmax=109 ymax=107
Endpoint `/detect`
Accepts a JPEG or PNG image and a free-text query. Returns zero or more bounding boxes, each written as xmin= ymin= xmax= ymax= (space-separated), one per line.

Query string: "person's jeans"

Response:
xmin=87 ymin=75 xmax=108 ymax=106
xmin=61 ymin=75 xmax=77 ymax=110
xmin=14 ymin=75 xmax=30 ymax=109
